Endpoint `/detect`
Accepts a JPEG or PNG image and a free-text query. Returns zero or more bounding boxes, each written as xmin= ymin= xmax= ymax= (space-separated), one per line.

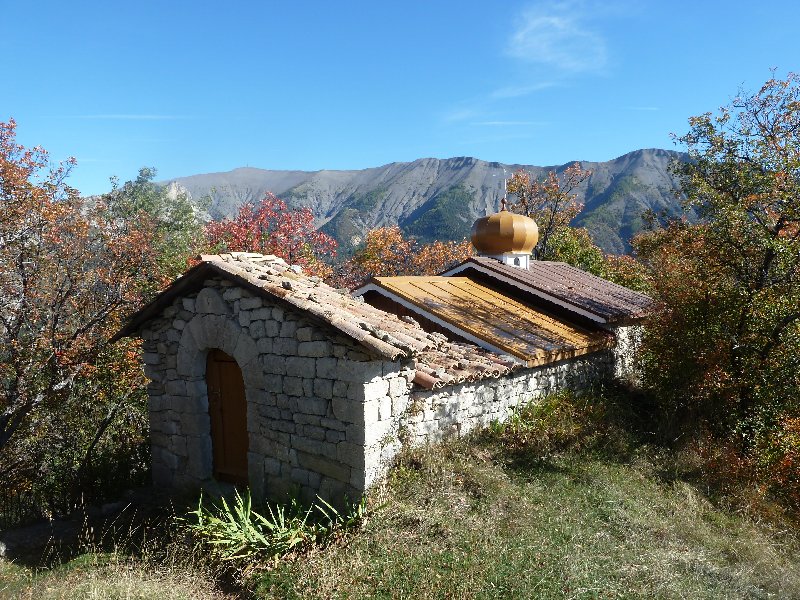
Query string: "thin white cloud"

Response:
xmin=442 ymin=107 xmax=482 ymax=123
xmin=507 ymin=2 xmax=607 ymax=73
xmin=472 ymin=121 xmax=547 ymax=126
xmin=490 ymin=81 xmax=556 ymax=99
xmin=69 ymin=114 xmax=191 ymax=120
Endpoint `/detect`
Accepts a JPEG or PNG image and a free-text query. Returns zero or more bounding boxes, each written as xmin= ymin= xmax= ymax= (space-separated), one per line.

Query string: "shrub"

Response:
xmin=182 ymin=489 xmax=366 ymax=572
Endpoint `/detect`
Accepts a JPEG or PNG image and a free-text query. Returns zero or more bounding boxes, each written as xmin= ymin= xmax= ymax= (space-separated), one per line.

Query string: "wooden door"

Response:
xmin=206 ymin=349 xmax=249 ymax=485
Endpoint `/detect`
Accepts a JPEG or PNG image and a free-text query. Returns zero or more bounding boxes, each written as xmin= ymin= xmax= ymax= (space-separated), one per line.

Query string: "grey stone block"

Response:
xmin=332 ymin=397 xmax=361 ymax=423
xmin=196 ymin=287 xmax=231 ymax=315
xmin=298 ymin=341 xmax=330 ymax=358
xmin=286 ymin=356 xmax=315 ymax=377
xmin=314 ymin=378 xmax=333 ymax=400
xmin=316 ymin=357 xmax=337 ymax=379
xmin=296 ymin=451 xmax=350 ymax=483
xmin=272 ymin=338 xmax=298 ymax=356
xmin=304 ymin=397 xmax=329 ymax=416
xmin=283 ymin=376 xmax=303 ymax=397
xmin=264 ymin=320 xmax=280 ymax=337
xmin=239 ymin=297 xmax=263 ymax=310
xmin=296 ymin=327 xmax=313 ymax=342
xmin=249 ymin=320 xmax=265 ymax=338
xmin=251 ymin=307 xmax=272 ymax=320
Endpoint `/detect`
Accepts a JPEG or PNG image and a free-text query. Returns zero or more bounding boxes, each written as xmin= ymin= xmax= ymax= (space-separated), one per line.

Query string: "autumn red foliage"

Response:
xmin=204 ymin=193 xmax=337 ymax=278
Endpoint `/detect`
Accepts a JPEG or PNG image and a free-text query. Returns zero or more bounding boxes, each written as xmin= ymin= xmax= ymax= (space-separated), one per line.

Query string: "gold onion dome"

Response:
xmin=471 ymin=199 xmax=539 ymax=255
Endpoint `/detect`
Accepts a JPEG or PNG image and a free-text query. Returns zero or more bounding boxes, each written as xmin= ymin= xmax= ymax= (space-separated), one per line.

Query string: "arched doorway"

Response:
xmin=205 ymin=349 xmax=249 ymax=485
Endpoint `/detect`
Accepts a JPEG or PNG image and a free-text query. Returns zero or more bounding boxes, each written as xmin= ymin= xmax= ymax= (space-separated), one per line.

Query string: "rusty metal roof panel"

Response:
xmin=443 ymin=256 xmax=653 ymax=324
xmin=369 ymin=276 xmax=613 ymax=367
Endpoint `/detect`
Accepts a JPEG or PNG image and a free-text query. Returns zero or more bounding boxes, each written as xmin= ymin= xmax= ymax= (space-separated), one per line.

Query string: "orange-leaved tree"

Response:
xmin=331 ymin=226 xmax=473 ymax=288
xmin=0 ymin=119 xmax=165 ymax=509
xmin=205 ymin=193 xmax=337 ymax=278
xmin=506 ymin=162 xmax=591 ymax=261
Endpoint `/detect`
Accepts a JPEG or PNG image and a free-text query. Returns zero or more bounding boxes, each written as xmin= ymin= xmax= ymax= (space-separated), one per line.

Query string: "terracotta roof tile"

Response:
xmin=116 ymin=253 xmax=522 ymax=390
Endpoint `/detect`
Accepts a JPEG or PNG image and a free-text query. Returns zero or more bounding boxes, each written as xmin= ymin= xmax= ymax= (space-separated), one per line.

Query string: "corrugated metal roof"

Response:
xmin=443 ymin=256 xmax=653 ymax=324
xmin=365 ymin=276 xmax=613 ymax=367
xmin=115 ymin=253 xmax=520 ymax=390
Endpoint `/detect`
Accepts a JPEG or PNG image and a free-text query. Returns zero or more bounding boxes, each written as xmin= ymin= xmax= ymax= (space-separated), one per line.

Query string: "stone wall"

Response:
xmin=138 ymin=277 xmax=626 ymax=505
xmin=359 ymin=351 xmax=614 ymax=488
xmin=139 ymin=277 xmax=411 ymax=505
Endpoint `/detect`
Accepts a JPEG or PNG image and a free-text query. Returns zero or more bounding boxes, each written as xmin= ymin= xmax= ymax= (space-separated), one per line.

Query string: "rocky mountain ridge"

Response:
xmin=164 ymin=148 xmax=686 ymax=254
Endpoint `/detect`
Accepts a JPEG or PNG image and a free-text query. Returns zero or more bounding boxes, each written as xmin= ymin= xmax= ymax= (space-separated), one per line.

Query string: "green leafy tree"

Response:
xmin=635 ymin=73 xmax=800 ymax=444
xmin=103 ymin=167 xmax=206 ymax=288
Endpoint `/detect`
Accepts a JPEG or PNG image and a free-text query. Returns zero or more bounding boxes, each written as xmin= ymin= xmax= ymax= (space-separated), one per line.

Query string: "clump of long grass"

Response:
xmin=182 ymin=489 xmax=366 ymax=573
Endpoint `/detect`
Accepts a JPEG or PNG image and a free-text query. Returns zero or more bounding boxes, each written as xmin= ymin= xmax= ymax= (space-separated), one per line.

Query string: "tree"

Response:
xmin=635 ymin=73 xmax=800 ymax=441
xmin=506 ymin=162 xmax=591 ymax=260
xmin=205 ymin=193 xmax=337 ymax=279
xmin=102 ymin=167 xmax=206 ymax=288
xmin=331 ymin=226 xmax=473 ymax=288
xmin=0 ymin=119 xmax=165 ymax=506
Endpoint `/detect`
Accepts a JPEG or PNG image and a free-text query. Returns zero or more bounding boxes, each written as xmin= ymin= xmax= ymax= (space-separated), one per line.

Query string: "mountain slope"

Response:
xmin=165 ymin=149 xmax=686 ymax=254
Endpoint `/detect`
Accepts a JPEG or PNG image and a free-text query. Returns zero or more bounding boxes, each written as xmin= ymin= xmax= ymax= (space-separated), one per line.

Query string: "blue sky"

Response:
xmin=2 ymin=0 xmax=798 ymax=195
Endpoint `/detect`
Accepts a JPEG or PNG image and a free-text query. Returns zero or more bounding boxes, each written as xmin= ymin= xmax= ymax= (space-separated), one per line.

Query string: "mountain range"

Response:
xmin=163 ymin=148 xmax=687 ymax=255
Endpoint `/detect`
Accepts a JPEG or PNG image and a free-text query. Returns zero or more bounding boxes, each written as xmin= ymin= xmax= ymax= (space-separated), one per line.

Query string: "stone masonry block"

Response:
xmin=296 ymin=450 xmax=351 ymax=483
xmin=337 ymin=359 xmax=383 ymax=384
xmin=332 ymin=380 xmax=349 ymax=398
xmin=316 ymin=357 xmax=337 ymax=379
xmin=313 ymin=378 xmax=333 ymax=400
xmin=272 ymin=338 xmax=298 ymax=356
xmin=286 ymin=356 xmax=315 ymax=377
xmin=283 ymin=377 xmax=303 ymax=397
xmin=298 ymin=341 xmax=330 ymax=358
xmin=262 ymin=355 xmax=286 ymax=375
xmin=196 ymin=287 xmax=231 ymax=315
xmin=279 ymin=321 xmax=297 ymax=337
xmin=296 ymin=327 xmax=313 ymax=342
xmin=304 ymin=397 xmax=329 ymax=416
xmin=332 ymin=397 xmax=361 ymax=423
xmin=251 ymin=307 xmax=271 ymax=320
xmin=389 ymin=376 xmax=409 ymax=398
xmin=249 ymin=320 xmax=265 ymax=338
xmin=363 ymin=379 xmax=390 ymax=401
xmin=239 ymin=297 xmax=263 ymax=310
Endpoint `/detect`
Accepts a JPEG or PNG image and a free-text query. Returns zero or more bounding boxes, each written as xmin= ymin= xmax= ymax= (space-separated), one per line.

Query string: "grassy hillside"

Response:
xmin=3 ymin=392 xmax=798 ymax=599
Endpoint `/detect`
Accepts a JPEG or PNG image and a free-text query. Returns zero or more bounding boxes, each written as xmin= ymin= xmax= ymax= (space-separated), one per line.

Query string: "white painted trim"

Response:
xmin=354 ymin=283 xmax=525 ymax=364
xmin=442 ymin=261 xmax=607 ymax=324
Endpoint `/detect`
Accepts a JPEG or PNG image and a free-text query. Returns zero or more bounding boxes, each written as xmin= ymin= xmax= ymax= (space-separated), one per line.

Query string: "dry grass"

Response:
xmin=4 ymin=391 xmax=799 ymax=599
xmin=256 ymin=439 xmax=800 ymax=599
xmin=0 ymin=552 xmax=236 ymax=600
